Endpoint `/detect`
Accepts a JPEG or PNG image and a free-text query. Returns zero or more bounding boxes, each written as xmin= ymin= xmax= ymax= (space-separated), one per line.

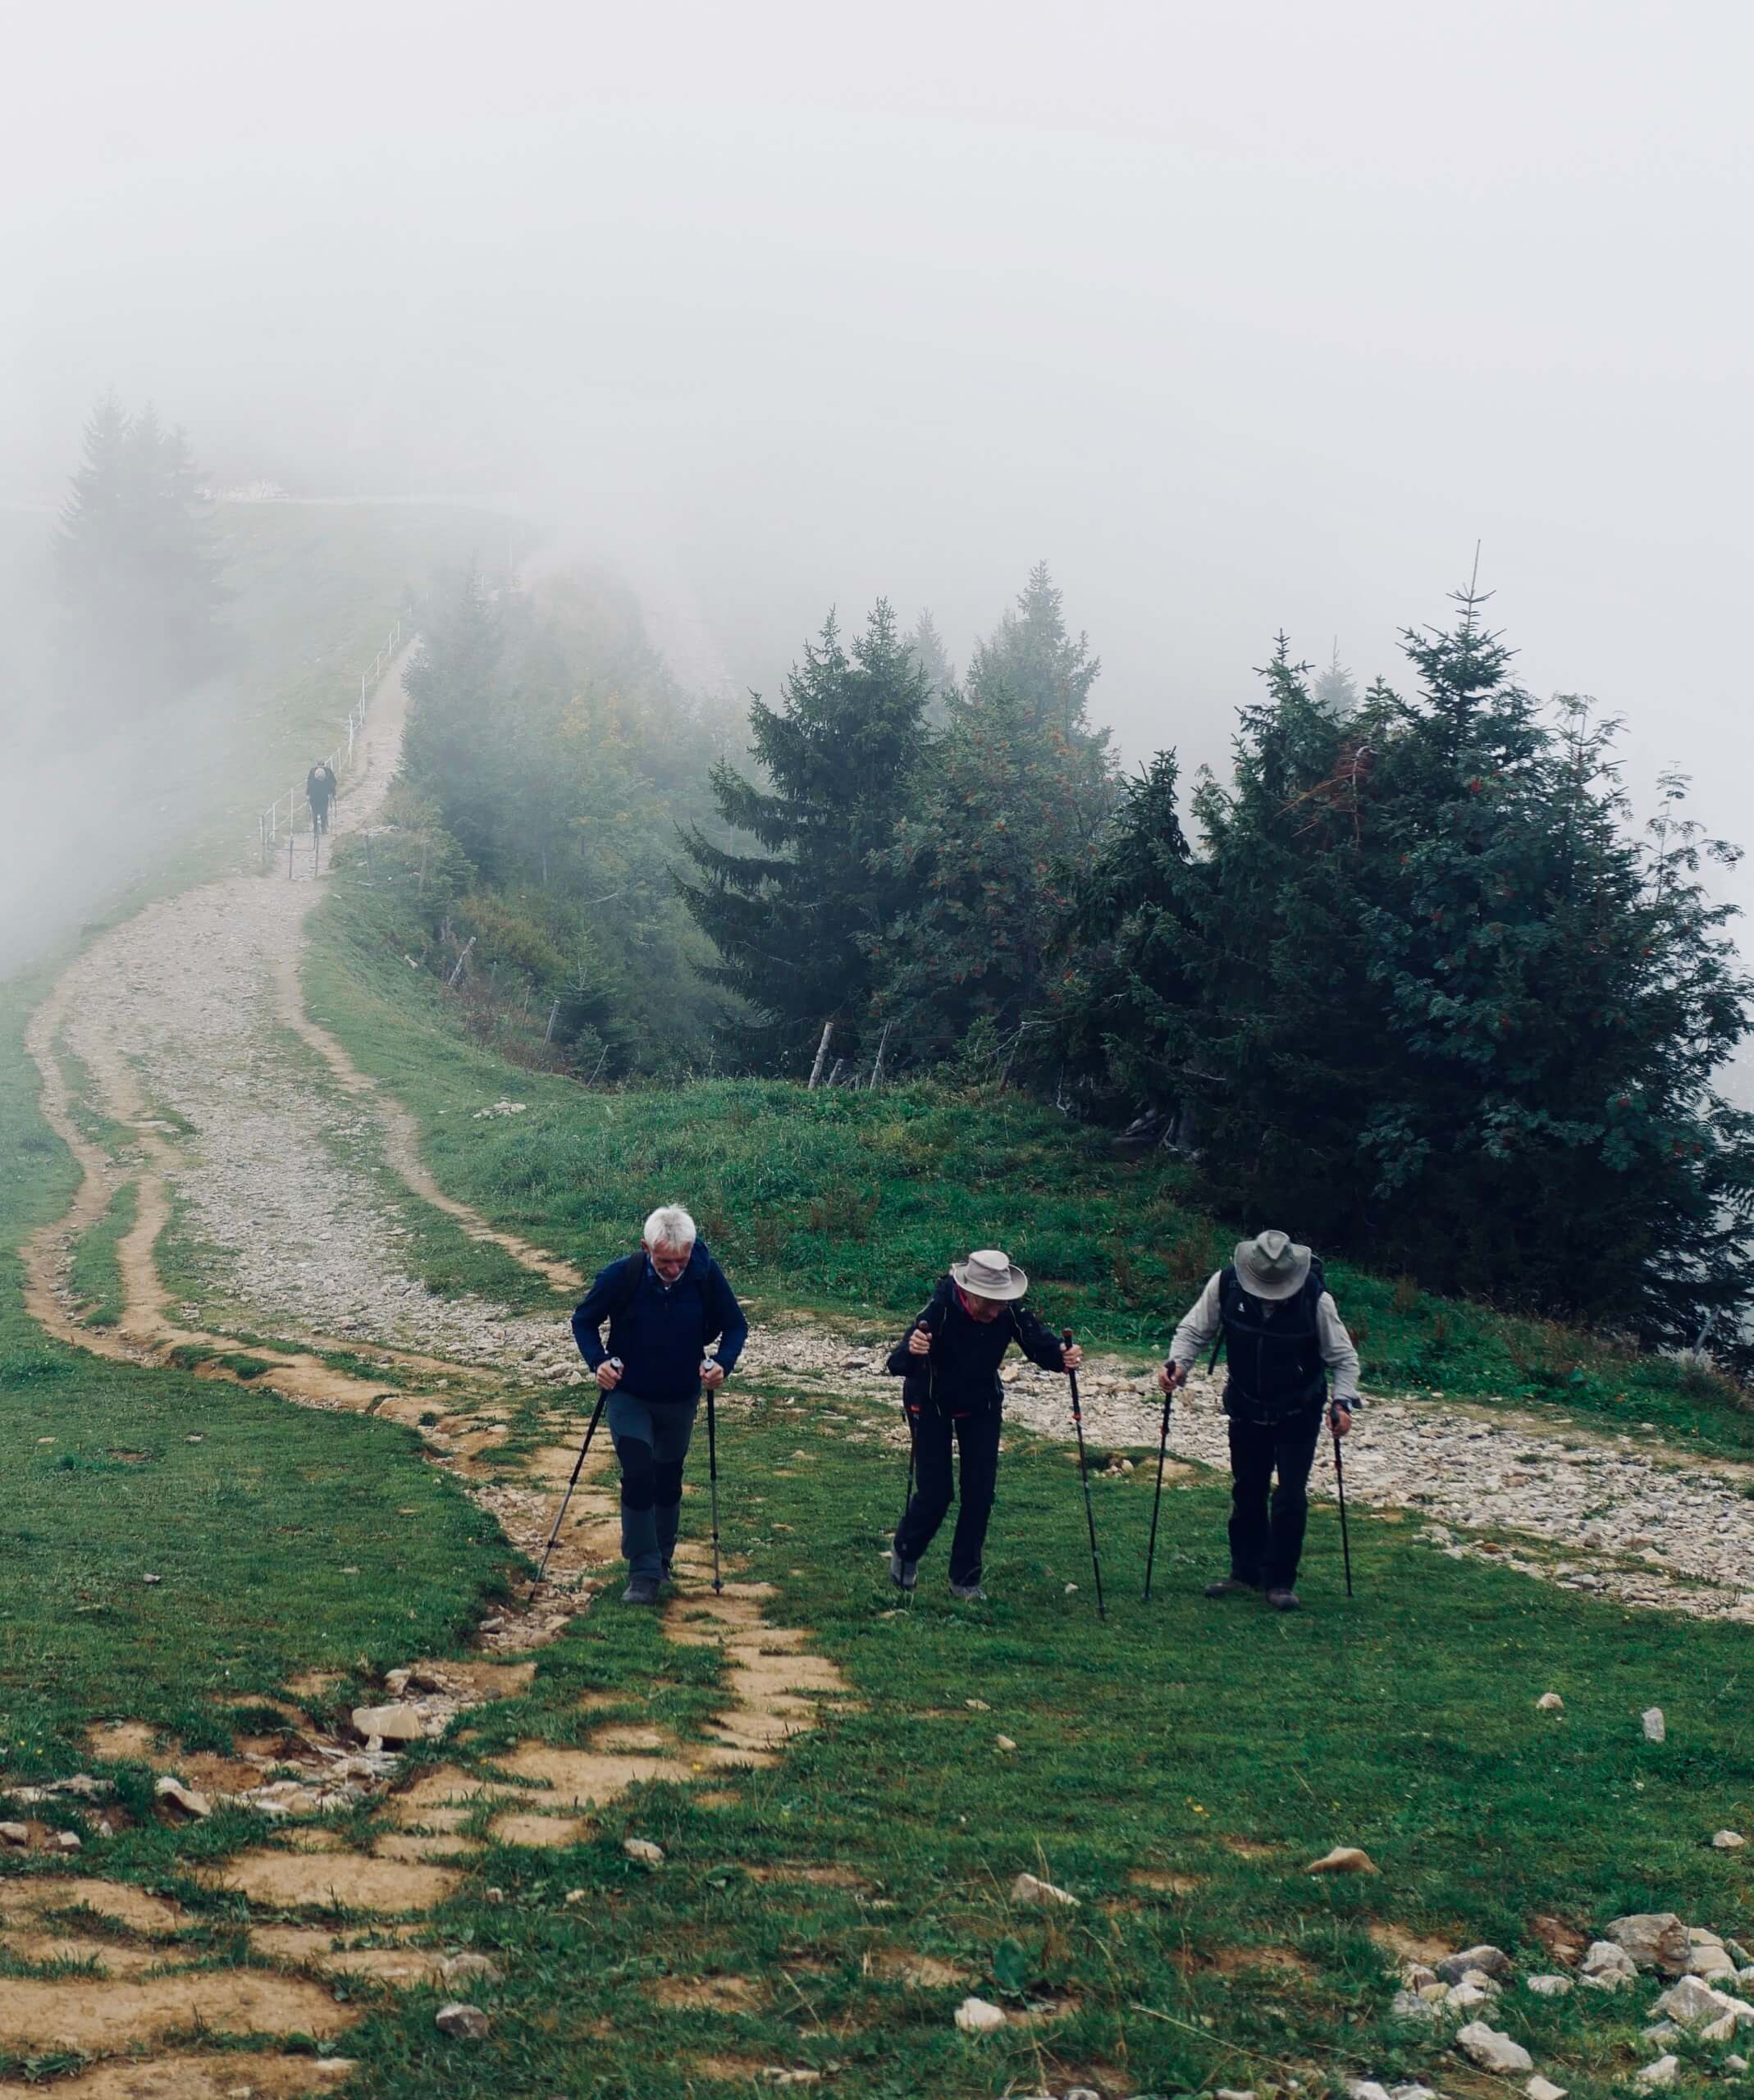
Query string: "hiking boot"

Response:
xmin=1265 ymin=1586 xmax=1301 ymax=1612
xmin=1204 ymin=1576 xmax=1258 ymax=1600
xmin=889 ymin=1547 xmax=919 ymax=1592
xmin=948 ymin=1579 xmax=988 ymax=1602
xmin=621 ymin=1575 xmax=661 ymax=1605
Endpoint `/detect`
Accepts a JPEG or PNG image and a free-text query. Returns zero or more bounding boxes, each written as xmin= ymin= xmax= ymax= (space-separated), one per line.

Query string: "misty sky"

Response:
xmin=5 ymin=1 xmax=1752 ymax=863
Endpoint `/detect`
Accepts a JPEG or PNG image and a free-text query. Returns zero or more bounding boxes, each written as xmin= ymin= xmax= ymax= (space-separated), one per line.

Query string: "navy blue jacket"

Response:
xmin=570 ymin=1241 xmax=748 ymax=1404
xmin=884 ymin=1275 xmax=1068 ymax=1415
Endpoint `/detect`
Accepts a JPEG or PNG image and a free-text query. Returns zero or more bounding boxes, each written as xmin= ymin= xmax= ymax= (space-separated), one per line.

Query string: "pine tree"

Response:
xmin=676 ymin=601 xmax=933 ymax=1071
xmin=875 ymin=567 xmax=1120 ymax=1074
xmin=904 ymin=608 xmax=957 ymax=723
xmin=874 ymin=687 xmax=1102 ymax=1072
xmin=401 ymin=568 xmax=510 ymax=872
xmin=1310 ymin=641 xmax=1359 ymax=720
xmin=965 ymin=561 xmax=1107 ymax=756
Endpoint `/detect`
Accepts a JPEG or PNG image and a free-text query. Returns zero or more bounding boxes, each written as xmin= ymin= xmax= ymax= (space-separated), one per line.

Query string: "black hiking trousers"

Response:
xmin=894 ymin=1401 xmax=1001 ymax=1587
xmin=309 ymin=796 xmax=331 ymax=835
xmin=1225 ymin=1403 xmax=1323 ymax=1590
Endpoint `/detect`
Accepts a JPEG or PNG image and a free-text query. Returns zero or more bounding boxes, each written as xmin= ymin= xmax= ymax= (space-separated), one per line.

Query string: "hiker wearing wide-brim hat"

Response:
xmin=884 ymin=1249 xmax=1080 ymax=1601
xmin=1158 ymin=1230 xmax=1360 ymax=1612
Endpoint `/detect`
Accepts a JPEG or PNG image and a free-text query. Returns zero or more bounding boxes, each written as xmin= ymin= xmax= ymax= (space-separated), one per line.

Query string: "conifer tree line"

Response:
xmin=53 ymin=396 xmax=230 ymax=711
xmin=403 ymin=560 xmax=1754 ymax=1351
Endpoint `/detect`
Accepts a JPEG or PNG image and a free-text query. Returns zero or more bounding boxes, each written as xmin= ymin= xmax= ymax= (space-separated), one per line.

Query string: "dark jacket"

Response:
xmin=570 ymin=1240 xmax=747 ymax=1404
xmin=307 ymin=765 xmax=336 ymax=804
xmin=884 ymin=1275 xmax=1068 ymax=1416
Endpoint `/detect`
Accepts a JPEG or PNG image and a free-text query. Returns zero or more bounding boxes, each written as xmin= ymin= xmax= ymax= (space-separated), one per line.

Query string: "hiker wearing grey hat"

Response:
xmin=1158 ymin=1230 xmax=1360 ymax=1611
xmin=884 ymin=1249 xmax=1081 ymax=1600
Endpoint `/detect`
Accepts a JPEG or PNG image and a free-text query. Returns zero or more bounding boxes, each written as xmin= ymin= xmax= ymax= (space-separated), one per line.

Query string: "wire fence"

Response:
xmin=258 ymin=619 xmax=404 ymax=871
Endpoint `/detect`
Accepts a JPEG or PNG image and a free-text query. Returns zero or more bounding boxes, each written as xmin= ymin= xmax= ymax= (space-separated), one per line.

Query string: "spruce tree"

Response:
xmin=875 ymin=567 xmax=1119 ymax=1074
xmin=676 ymin=601 xmax=932 ymax=1072
xmin=965 ymin=561 xmax=1108 ymax=757
xmin=1310 ymin=641 xmax=1359 ymax=720
xmin=53 ymin=396 xmax=226 ymax=710
xmin=904 ymin=608 xmax=957 ymax=723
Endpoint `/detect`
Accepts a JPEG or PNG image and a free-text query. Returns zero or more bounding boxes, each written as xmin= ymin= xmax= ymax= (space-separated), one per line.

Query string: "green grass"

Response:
xmin=308 ymin=860 xmax=1754 ymax=1459
xmin=65 ymin=1178 xmax=134 ymax=1328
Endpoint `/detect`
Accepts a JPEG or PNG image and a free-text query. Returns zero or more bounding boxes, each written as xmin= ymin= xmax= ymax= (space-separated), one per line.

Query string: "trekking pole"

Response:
xmin=704 ymin=1371 xmax=724 ymax=1596
xmin=1143 ymin=1359 xmax=1180 ymax=1602
xmin=1331 ymin=1404 xmax=1354 ymax=1598
xmin=530 ymin=1364 xmax=615 ymax=1593
xmin=901 ymin=1316 xmax=933 ymax=1512
xmin=1062 ymin=1329 xmax=1106 ymax=1621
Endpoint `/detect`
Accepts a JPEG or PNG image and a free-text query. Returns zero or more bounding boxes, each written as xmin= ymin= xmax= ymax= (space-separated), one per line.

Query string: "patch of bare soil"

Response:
xmin=1129 ymin=1868 xmax=1204 ymax=1894
xmin=1530 ymin=1912 xmax=1588 ymax=1965
xmin=1368 ymin=1922 xmax=1456 ymax=1965
xmin=652 ymin=1973 xmax=761 ymax=2011
xmin=0 ymin=1880 xmax=185 ymax=1934
xmin=200 ymin=1848 xmax=459 ymax=1911
xmin=0 ymin=1933 xmax=171 ymax=1977
xmin=0 ymin=2057 xmax=355 ymax=2100
xmin=865 ymin=1950 xmax=969 ymax=1988
xmin=490 ymin=1811 xmax=589 ymax=1847
xmin=746 ymin=1865 xmax=871 ymax=1892
xmin=0 ymin=1972 xmax=355 ymax=2051
xmin=489 ymin=1742 xmax=692 ymax=1807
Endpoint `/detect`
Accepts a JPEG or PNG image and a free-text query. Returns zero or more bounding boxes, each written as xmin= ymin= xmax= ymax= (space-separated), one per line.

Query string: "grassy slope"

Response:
xmin=0 ymin=503 xmax=515 ymax=1774
xmin=308 ymin=860 xmax=1754 ymax=1459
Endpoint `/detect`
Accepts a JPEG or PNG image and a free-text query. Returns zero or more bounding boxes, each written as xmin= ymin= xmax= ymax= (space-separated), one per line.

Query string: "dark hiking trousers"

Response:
xmin=1226 ymin=1404 xmax=1323 ymax=1590
xmin=894 ymin=1404 xmax=1002 ymax=1587
xmin=608 ymin=1390 xmax=698 ymax=1581
xmin=309 ymin=795 xmax=331 ymax=834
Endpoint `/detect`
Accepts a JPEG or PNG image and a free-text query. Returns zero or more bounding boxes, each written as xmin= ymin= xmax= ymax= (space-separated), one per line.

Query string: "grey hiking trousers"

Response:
xmin=608 ymin=1390 xmax=699 ymax=1581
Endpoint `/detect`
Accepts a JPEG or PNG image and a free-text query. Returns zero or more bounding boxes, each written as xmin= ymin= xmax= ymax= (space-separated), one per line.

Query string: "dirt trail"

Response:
xmin=11 ymin=650 xmax=852 ymax=2084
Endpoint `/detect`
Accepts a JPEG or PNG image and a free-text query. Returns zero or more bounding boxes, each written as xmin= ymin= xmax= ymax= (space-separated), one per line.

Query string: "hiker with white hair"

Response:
xmin=885 ymin=1249 xmax=1082 ymax=1601
xmin=1159 ymin=1230 xmax=1360 ymax=1612
xmin=570 ymin=1204 xmax=748 ymax=1605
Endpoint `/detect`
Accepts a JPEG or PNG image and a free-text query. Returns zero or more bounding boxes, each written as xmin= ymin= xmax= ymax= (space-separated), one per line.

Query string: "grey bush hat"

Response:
xmin=1233 ymin=1229 xmax=1312 ymax=1301
xmin=951 ymin=1248 xmax=1030 ymax=1301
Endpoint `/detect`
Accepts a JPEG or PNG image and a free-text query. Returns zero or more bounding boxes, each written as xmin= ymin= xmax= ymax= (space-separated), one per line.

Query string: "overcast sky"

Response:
xmin=4 ymin=1 xmax=1751 ymax=856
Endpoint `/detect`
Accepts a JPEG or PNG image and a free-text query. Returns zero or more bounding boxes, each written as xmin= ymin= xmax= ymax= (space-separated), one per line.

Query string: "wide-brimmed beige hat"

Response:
xmin=1233 ymin=1229 xmax=1311 ymax=1300
xmin=952 ymin=1248 xmax=1030 ymax=1301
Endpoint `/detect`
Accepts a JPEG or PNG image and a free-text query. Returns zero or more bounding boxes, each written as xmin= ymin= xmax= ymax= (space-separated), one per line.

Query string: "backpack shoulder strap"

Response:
xmin=610 ymin=1250 xmax=646 ymax=1317
xmin=1209 ymin=1266 xmax=1238 ymax=1368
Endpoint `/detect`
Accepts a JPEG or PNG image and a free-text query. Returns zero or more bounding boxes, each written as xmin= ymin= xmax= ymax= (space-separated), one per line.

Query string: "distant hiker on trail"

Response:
xmin=306 ymin=761 xmax=337 ymax=834
xmin=887 ymin=1248 xmax=1081 ymax=1602
xmin=569 ymin=1205 xmax=747 ymax=1605
xmin=1159 ymin=1230 xmax=1359 ymax=1613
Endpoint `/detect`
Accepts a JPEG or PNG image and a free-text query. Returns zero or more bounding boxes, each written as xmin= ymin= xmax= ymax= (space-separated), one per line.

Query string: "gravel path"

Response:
xmin=741 ymin=1330 xmax=1754 ymax=1628
xmin=40 ymin=656 xmax=564 ymax=1373
xmin=25 ymin=660 xmax=1754 ymax=1632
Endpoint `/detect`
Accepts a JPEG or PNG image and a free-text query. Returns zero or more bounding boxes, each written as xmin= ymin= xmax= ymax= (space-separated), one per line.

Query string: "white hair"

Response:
xmin=643 ymin=1204 xmax=697 ymax=1252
